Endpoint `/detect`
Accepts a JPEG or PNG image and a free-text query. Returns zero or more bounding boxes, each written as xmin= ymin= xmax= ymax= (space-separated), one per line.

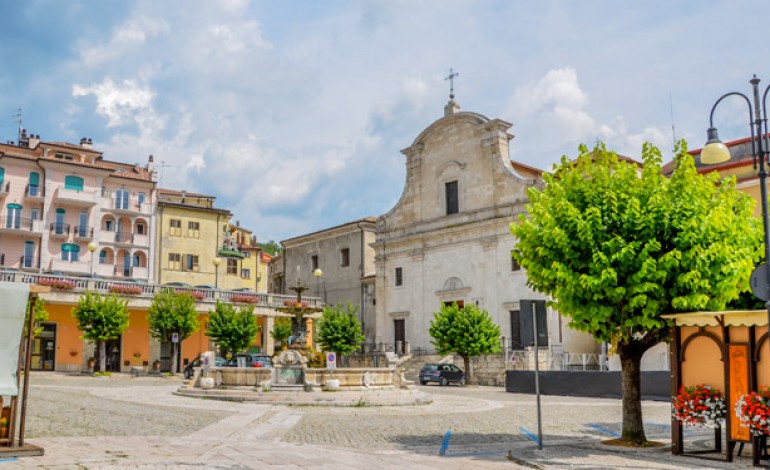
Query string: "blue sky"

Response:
xmin=1 ymin=0 xmax=768 ymax=242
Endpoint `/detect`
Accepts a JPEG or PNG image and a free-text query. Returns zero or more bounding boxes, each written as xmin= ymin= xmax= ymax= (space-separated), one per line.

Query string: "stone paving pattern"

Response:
xmin=0 ymin=373 xmax=764 ymax=469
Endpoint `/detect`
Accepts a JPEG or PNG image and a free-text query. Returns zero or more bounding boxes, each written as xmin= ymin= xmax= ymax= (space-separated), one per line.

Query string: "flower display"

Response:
xmin=736 ymin=386 xmax=770 ymax=436
xmin=231 ymin=294 xmax=259 ymax=304
xmin=283 ymin=299 xmax=308 ymax=309
xmin=108 ymin=284 xmax=143 ymax=296
xmin=38 ymin=277 xmax=77 ymax=290
xmin=671 ymin=384 xmax=726 ymax=428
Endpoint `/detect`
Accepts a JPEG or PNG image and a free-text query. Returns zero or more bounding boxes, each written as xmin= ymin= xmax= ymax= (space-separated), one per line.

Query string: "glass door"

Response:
xmin=30 ymin=323 xmax=56 ymax=371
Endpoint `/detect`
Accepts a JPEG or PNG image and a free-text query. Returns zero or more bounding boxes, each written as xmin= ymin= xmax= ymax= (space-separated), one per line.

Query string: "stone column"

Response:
xmin=264 ymin=316 xmax=275 ymax=355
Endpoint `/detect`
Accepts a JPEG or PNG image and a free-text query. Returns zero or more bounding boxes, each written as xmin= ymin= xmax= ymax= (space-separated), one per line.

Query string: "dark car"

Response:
xmin=183 ymin=356 xmax=226 ymax=379
xmin=161 ymin=282 xmax=192 ymax=288
xmin=419 ymin=363 xmax=465 ymax=386
xmin=225 ymin=353 xmax=273 ymax=369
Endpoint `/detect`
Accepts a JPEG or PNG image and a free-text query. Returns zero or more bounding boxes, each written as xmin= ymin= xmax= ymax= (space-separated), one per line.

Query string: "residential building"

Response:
xmin=0 ymin=130 xmax=156 ymax=281
xmin=230 ymin=222 xmax=260 ymax=291
xmin=257 ymin=251 xmax=272 ymax=293
xmin=155 ymin=189 xmax=243 ymax=291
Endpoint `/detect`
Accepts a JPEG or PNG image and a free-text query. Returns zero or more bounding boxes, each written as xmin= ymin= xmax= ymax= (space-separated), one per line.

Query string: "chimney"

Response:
xmin=28 ymin=134 xmax=40 ymax=149
xmin=18 ymin=129 xmax=29 ymax=148
xmin=80 ymin=137 xmax=93 ymax=149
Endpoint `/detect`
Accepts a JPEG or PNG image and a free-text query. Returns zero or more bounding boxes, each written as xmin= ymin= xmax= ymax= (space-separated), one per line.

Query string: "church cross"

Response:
xmin=445 ymin=68 xmax=459 ymax=100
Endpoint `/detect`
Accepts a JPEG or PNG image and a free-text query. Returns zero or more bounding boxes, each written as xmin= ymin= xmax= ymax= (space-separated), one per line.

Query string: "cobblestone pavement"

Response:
xmin=0 ymin=373 xmax=763 ymax=469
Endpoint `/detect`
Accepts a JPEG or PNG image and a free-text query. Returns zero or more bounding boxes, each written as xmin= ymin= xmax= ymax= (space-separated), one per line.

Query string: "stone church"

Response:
xmin=372 ymin=98 xmax=598 ymax=356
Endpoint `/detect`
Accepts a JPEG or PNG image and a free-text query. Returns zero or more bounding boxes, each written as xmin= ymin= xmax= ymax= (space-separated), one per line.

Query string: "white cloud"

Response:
xmin=72 ymin=78 xmax=156 ymax=128
xmin=80 ymin=16 xmax=170 ymax=66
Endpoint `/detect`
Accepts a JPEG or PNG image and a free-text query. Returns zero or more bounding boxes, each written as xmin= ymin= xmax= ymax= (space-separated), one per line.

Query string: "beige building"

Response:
xmin=372 ymin=99 xmax=598 ymax=355
xmin=280 ymin=218 xmax=376 ymax=341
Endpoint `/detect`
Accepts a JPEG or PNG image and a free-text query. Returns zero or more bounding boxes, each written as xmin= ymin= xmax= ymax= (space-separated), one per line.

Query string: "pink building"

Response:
xmin=0 ymin=130 xmax=157 ymax=281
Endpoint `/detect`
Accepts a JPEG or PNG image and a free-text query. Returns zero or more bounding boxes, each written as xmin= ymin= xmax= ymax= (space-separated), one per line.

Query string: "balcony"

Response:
xmin=104 ymin=198 xmax=152 ymax=216
xmin=54 ymin=187 xmax=98 ymax=207
xmin=133 ymin=233 xmax=149 ymax=247
xmin=0 ymin=181 xmax=10 ymax=198
xmin=114 ymin=231 xmax=134 ymax=244
xmin=19 ymin=255 xmax=39 ymax=270
xmin=49 ymin=223 xmax=70 ymax=239
xmin=73 ymin=225 xmax=94 ymax=240
xmin=0 ymin=217 xmax=43 ymax=237
xmin=49 ymin=258 xmax=91 ymax=275
xmin=23 ymin=184 xmax=44 ymax=203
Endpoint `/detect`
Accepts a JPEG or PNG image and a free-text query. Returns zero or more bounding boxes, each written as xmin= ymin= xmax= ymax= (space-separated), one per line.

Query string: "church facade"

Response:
xmin=372 ymin=99 xmax=598 ymax=356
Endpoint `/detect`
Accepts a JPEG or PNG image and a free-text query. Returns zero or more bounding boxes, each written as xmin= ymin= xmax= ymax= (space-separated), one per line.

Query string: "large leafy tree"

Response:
xmin=73 ymin=292 xmax=130 ymax=373
xmin=511 ymin=142 xmax=762 ymax=444
xmin=316 ymin=302 xmax=365 ymax=360
xmin=205 ymin=301 xmax=260 ymax=357
xmin=428 ymin=303 xmax=502 ymax=385
xmin=148 ymin=290 xmax=199 ymax=374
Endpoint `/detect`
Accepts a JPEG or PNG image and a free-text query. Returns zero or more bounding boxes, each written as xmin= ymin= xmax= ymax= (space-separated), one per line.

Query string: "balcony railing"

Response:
xmin=73 ymin=225 xmax=93 ymax=239
xmin=115 ymin=231 xmax=134 ymax=243
xmin=19 ymin=255 xmax=38 ymax=269
xmin=0 ymin=271 xmax=322 ymax=309
xmin=49 ymin=223 xmax=71 ymax=237
xmin=2 ymin=216 xmax=34 ymax=231
xmin=24 ymin=184 xmax=43 ymax=199
xmin=0 ymin=181 xmax=10 ymax=195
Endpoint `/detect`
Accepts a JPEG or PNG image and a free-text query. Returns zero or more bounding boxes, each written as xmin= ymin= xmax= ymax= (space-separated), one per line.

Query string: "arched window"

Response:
xmin=64 ymin=176 xmax=84 ymax=192
xmin=6 ymin=203 xmax=22 ymax=229
xmin=99 ymin=249 xmax=108 ymax=264
xmin=28 ymin=172 xmax=40 ymax=197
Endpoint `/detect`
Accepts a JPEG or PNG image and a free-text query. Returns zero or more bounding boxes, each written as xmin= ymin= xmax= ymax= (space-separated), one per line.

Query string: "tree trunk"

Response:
xmin=462 ymin=355 xmax=471 ymax=385
xmin=171 ymin=342 xmax=179 ymax=374
xmin=99 ymin=341 xmax=107 ymax=373
xmin=619 ymin=346 xmax=646 ymax=444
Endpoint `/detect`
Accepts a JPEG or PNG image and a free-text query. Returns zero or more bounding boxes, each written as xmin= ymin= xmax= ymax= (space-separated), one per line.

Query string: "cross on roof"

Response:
xmin=445 ymin=68 xmax=459 ymax=100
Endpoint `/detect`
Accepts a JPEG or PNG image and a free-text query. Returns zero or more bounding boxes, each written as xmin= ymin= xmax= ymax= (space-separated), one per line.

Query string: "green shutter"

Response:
xmin=56 ymin=208 xmax=65 ymax=214
xmin=29 ymin=172 xmax=39 ymax=186
xmin=7 ymin=203 xmax=22 ymax=209
xmin=62 ymin=243 xmax=80 ymax=253
xmin=0 ymin=167 xmax=4 ymax=184
xmin=64 ymin=176 xmax=84 ymax=191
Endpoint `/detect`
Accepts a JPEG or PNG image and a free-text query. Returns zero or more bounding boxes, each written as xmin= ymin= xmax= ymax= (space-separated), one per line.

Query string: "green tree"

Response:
xmin=270 ymin=319 xmax=292 ymax=349
xmin=428 ymin=303 xmax=502 ymax=385
xmin=26 ymin=296 xmax=49 ymax=338
xmin=511 ymin=142 xmax=762 ymax=444
xmin=147 ymin=290 xmax=200 ymax=374
xmin=316 ymin=302 xmax=365 ymax=361
xmin=258 ymin=240 xmax=283 ymax=256
xmin=72 ymin=292 xmax=130 ymax=373
xmin=205 ymin=301 xmax=260 ymax=357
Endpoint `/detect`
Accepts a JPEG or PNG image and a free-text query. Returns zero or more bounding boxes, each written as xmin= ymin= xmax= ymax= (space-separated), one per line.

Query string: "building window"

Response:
xmin=115 ymin=188 xmax=130 ymax=210
xmin=311 ymin=255 xmax=319 ymax=271
xmin=61 ymin=243 xmax=80 ymax=262
xmin=104 ymin=218 xmax=114 ymax=232
xmin=512 ymin=257 xmax=521 ymax=272
xmin=395 ymin=267 xmax=403 ymax=287
xmin=136 ymin=222 xmax=146 ymax=235
xmin=64 ymin=176 xmax=84 ymax=192
xmin=241 ymin=268 xmax=251 ymax=279
xmin=54 ymin=153 xmax=73 ymax=161
xmin=243 ymin=251 xmax=251 ymax=258
xmin=137 ymin=192 xmax=146 ymax=206
xmin=187 ymin=221 xmax=200 ymax=238
xmin=99 ymin=249 xmax=108 ymax=264
xmin=133 ymin=253 xmax=142 ymax=267
xmin=168 ymin=253 xmax=181 ymax=270
xmin=341 ymin=248 xmax=350 ymax=267
xmin=227 ymin=258 xmax=237 ymax=275
xmin=185 ymin=254 xmax=199 ymax=272
xmin=445 ymin=181 xmax=459 ymax=215
xmin=169 ymin=219 xmax=182 ymax=236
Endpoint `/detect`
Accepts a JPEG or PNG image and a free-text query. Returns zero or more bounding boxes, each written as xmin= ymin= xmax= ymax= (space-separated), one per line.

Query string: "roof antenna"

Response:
xmin=157 ymin=160 xmax=171 ymax=187
xmin=669 ymin=94 xmax=677 ymax=147
xmin=12 ymin=108 xmax=22 ymax=143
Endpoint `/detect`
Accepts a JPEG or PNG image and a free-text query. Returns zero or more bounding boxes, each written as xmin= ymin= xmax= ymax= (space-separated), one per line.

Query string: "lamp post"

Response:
xmin=87 ymin=242 xmax=97 ymax=278
xmin=703 ymin=74 xmax=770 ymax=333
xmin=313 ymin=268 xmax=323 ymax=300
xmin=213 ymin=257 xmax=222 ymax=289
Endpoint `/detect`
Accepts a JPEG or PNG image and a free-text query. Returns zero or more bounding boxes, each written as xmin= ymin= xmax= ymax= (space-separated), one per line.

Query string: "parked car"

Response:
xmin=183 ymin=356 xmax=226 ymax=379
xmin=193 ymin=284 xmax=218 ymax=290
xmin=124 ymin=278 xmax=147 ymax=284
xmin=231 ymin=287 xmax=255 ymax=292
xmin=161 ymin=282 xmax=192 ymax=288
xmin=419 ymin=363 xmax=465 ymax=386
xmin=225 ymin=353 xmax=273 ymax=369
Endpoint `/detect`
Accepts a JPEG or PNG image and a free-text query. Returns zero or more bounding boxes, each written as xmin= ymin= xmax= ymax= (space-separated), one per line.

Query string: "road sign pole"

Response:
xmin=532 ymin=302 xmax=543 ymax=450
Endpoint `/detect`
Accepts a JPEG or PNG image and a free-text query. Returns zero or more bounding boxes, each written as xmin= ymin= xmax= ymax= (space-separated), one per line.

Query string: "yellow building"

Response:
xmin=230 ymin=222 xmax=259 ymax=291
xmin=155 ymin=189 xmax=242 ymax=291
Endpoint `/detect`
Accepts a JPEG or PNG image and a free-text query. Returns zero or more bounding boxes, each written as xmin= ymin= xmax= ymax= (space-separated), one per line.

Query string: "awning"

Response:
xmin=662 ymin=310 xmax=768 ymax=327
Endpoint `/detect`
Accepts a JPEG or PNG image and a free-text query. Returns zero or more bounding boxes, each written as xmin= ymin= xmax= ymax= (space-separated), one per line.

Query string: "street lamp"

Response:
xmin=703 ymin=74 xmax=770 ymax=331
xmin=313 ymin=268 xmax=323 ymax=299
xmin=213 ymin=257 xmax=222 ymax=289
xmin=87 ymin=242 xmax=97 ymax=278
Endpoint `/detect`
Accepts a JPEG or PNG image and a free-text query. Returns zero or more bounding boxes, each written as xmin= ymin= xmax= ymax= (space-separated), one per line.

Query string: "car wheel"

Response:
xmin=419 ymin=380 xmax=427 ymax=386
xmin=439 ymin=377 xmax=448 ymax=386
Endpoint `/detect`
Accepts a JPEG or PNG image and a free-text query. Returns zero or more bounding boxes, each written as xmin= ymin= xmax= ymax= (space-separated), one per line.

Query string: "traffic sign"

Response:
xmin=750 ymin=263 xmax=770 ymax=301
xmin=171 ymin=332 xmax=179 ymax=343
xmin=326 ymin=352 xmax=336 ymax=370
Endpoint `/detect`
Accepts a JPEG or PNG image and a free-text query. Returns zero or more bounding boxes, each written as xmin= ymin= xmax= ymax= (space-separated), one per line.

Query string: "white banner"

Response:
xmin=0 ymin=282 xmax=30 ymax=396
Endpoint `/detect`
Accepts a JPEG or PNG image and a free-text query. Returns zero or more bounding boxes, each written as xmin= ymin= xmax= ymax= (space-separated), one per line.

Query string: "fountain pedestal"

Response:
xmin=267 ymin=349 xmax=311 ymax=391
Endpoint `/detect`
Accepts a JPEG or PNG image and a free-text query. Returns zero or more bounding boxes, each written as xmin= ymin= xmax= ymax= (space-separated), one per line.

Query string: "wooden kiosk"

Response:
xmin=0 ymin=284 xmax=47 ymax=458
xmin=665 ymin=310 xmax=770 ymax=465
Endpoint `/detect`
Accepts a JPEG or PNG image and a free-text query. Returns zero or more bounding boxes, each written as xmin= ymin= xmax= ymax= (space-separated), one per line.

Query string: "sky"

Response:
xmin=1 ymin=0 xmax=769 ymax=243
